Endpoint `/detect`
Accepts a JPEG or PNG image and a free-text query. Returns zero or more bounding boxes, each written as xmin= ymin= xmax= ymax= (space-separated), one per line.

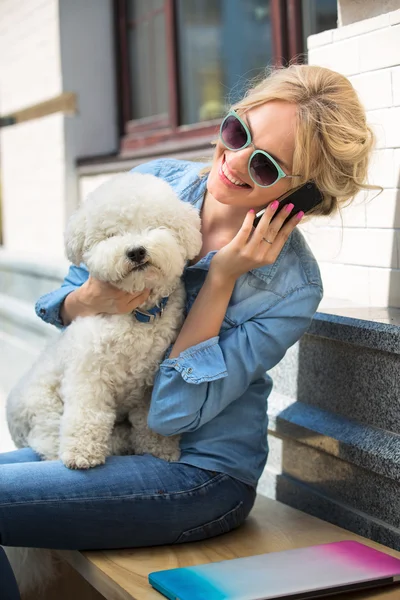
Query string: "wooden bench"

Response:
xmin=51 ymin=495 xmax=400 ymax=600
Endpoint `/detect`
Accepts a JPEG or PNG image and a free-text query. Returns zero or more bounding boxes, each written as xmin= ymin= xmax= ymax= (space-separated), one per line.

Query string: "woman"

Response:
xmin=0 ymin=65 xmax=375 ymax=557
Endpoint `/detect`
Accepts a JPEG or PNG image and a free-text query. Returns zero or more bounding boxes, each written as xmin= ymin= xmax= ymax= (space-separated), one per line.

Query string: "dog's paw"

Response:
xmin=61 ymin=451 xmax=106 ymax=470
xmin=152 ymin=443 xmax=181 ymax=462
xmin=162 ymin=448 xmax=181 ymax=462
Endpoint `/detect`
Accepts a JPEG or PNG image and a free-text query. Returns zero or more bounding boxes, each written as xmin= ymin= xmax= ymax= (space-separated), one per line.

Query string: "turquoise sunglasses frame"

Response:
xmin=219 ymin=110 xmax=300 ymax=188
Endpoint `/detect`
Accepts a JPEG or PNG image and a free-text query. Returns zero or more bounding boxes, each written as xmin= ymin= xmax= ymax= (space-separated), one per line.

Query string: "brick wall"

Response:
xmin=302 ymin=9 xmax=400 ymax=308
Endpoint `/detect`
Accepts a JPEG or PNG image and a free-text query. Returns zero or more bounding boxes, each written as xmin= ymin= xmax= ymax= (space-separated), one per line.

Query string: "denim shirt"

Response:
xmin=36 ymin=158 xmax=323 ymax=487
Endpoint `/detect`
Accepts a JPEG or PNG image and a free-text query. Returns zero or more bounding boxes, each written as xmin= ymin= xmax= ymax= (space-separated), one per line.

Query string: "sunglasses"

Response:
xmin=219 ymin=110 xmax=301 ymax=188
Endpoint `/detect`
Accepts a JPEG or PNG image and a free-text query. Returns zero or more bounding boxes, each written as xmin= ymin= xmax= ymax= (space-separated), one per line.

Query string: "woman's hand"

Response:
xmin=61 ymin=276 xmax=151 ymax=325
xmin=209 ymin=201 xmax=303 ymax=283
xmin=79 ymin=276 xmax=151 ymax=315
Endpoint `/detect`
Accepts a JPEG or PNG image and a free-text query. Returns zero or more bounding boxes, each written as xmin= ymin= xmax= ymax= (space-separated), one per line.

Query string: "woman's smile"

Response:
xmin=218 ymin=155 xmax=251 ymax=190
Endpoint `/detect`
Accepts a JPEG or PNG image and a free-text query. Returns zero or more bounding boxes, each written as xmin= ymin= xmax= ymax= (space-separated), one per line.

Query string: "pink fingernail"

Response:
xmin=285 ymin=203 xmax=294 ymax=213
xmin=249 ymin=209 xmax=255 ymax=214
xmin=296 ymin=211 xmax=305 ymax=220
xmin=270 ymin=201 xmax=279 ymax=210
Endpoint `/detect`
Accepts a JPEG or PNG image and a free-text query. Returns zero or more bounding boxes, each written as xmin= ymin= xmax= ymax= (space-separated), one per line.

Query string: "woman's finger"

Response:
xmin=249 ymin=201 xmax=279 ymax=247
xmin=273 ymin=210 xmax=304 ymax=249
xmin=233 ymin=209 xmax=259 ymax=246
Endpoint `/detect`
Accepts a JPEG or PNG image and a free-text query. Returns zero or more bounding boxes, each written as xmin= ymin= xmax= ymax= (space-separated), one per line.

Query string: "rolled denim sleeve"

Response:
xmin=35 ymin=264 xmax=89 ymax=328
xmin=147 ymin=284 xmax=323 ymax=436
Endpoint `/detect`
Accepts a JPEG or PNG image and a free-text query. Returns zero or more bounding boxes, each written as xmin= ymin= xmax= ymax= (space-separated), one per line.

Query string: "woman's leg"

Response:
xmin=0 ymin=448 xmax=42 ymax=465
xmin=0 ymin=454 xmax=255 ymax=550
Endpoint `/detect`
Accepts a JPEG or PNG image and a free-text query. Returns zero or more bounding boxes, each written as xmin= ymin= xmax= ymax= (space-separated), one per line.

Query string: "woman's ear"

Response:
xmin=64 ymin=207 xmax=87 ymax=266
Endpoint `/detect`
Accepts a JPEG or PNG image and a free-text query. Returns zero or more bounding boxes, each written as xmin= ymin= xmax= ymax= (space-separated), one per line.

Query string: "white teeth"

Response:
xmin=222 ymin=161 xmax=246 ymax=186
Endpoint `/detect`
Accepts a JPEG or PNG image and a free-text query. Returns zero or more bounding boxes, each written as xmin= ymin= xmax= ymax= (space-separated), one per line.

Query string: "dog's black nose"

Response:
xmin=126 ymin=246 xmax=147 ymax=263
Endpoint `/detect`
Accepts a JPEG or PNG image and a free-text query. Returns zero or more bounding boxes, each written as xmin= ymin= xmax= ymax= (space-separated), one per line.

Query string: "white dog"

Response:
xmin=6 ymin=171 xmax=202 ymax=468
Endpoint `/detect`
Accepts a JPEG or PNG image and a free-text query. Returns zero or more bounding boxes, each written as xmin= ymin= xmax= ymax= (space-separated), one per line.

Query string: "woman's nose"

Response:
xmin=226 ymin=148 xmax=252 ymax=176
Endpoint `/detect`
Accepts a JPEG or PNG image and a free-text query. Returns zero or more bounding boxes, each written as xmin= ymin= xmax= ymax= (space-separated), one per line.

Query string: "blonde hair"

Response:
xmin=204 ymin=63 xmax=381 ymax=217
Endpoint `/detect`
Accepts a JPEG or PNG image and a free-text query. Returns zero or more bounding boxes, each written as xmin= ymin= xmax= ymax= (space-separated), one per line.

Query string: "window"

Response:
xmin=114 ymin=0 xmax=337 ymax=154
xmin=302 ymin=0 xmax=338 ymax=53
xmin=176 ymin=0 xmax=272 ymax=125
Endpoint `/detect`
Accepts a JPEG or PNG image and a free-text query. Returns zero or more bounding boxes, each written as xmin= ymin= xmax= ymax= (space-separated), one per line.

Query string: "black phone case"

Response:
xmin=254 ymin=182 xmax=323 ymax=228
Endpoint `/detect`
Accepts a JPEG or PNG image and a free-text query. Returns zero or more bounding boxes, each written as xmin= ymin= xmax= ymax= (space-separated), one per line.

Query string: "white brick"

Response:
xmin=368 ymin=267 xmax=400 ymax=307
xmin=349 ymin=70 xmax=392 ymax=111
xmin=304 ymin=227 xmax=397 ymax=268
xmin=369 ymin=149 xmax=397 ymax=188
xmin=333 ymin=12 xmax=390 ymax=41
xmin=389 ymin=8 xmax=400 ymax=25
xmin=308 ymin=37 xmax=360 ymax=76
xmin=305 ymin=192 xmax=366 ymax=229
xmin=307 ymin=29 xmax=334 ymax=50
xmin=365 ymin=188 xmax=400 ymax=228
xmin=392 ymin=66 xmax=400 ymax=106
xmin=318 ymin=263 xmax=370 ymax=306
xmin=359 ymin=25 xmax=400 ymax=73
xmin=367 ymin=107 xmax=400 ymax=148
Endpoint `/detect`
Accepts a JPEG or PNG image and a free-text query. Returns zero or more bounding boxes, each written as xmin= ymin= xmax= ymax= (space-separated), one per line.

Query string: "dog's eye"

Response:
xmin=106 ymin=233 xmax=116 ymax=239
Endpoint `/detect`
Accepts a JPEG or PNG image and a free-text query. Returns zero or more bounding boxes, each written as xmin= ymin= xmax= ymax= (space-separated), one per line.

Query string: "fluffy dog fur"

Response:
xmin=4 ymin=172 xmax=202 ymax=595
xmin=7 ymin=171 xmax=202 ymax=467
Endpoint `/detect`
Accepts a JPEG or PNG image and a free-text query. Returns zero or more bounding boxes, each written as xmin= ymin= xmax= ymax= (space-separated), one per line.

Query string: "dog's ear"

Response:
xmin=175 ymin=203 xmax=203 ymax=260
xmin=64 ymin=206 xmax=87 ymax=266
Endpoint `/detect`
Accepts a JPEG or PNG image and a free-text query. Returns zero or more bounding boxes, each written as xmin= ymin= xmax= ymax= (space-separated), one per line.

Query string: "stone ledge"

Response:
xmin=268 ymin=394 xmax=400 ymax=482
xmin=309 ymin=309 xmax=400 ymax=354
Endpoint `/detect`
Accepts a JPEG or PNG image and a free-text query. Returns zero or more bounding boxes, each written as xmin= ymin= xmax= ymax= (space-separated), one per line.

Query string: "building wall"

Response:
xmin=0 ymin=0 xmax=66 ymax=258
xmin=338 ymin=0 xmax=400 ymax=25
xmin=303 ymin=8 xmax=400 ymax=308
xmin=0 ymin=0 xmax=118 ymax=259
xmin=59 ymin=0 xmax=118 ymax=219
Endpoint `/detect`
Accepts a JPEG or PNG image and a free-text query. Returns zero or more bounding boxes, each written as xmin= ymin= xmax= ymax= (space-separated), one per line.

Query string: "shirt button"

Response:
xmin=39 ymin=308 xmax=46 ymax=315
xmin=187 ymin=367 xmax=193 ymax=374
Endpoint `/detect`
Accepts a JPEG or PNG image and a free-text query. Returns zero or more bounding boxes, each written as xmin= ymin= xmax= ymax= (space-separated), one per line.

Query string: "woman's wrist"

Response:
xmin=60 ymin=284 xmax=95 ymax=326
xmin=207 ymin=264 xmax=237 ymax=289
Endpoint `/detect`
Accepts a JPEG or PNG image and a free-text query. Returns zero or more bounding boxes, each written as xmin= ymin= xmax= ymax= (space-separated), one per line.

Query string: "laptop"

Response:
xmin=148 ymin=540 xmax=400 ymax=600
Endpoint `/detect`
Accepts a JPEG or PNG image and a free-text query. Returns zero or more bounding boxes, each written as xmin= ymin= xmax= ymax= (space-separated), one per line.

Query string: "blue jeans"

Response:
xmin=0 ymin=448 xmax=256 ymax=550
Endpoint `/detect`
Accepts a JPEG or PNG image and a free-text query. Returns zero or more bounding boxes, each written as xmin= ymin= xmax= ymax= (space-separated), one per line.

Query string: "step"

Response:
xmin=269 ymin=308 xmax=400 ymax=435
xmin=0 ymin=250 xmax=67 ymax=304
xmin=266 ymin=421 xmax=400 ymax=532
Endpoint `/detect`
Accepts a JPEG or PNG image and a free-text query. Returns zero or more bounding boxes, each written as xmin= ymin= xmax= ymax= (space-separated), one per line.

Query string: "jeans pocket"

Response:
xmin=174 ymin=501 xmax=245 ymax=544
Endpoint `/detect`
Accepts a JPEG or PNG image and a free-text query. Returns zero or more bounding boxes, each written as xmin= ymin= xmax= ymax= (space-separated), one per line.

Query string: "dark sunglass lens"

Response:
xmin=221 ymin=115 xmax=247 ymax=149
xmin=249 ymin=152 xmax=279 ymax=186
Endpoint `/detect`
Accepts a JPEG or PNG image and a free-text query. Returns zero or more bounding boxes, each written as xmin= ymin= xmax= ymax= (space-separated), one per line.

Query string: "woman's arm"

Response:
xmin=148 ymin=282 xmax=323 ymax=436
xmin=36 ymin=265 xmax=150 ymax=328
xmin=169 ymin=270 xmax=236 ymax=359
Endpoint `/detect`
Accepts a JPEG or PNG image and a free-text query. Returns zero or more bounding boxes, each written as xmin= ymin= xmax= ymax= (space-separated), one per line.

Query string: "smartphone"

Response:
xmin=253 ymin=181 xmax=323 ymax=228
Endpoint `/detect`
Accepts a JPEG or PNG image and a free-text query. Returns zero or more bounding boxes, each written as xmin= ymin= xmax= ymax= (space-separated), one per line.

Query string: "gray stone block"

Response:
xmin=266 ymin=432 xmax=400 ymax=530
xmin=268 ymin=397 xmax=400 ymax=481
xmin=259 ymin=470 xmax=400 ymax=551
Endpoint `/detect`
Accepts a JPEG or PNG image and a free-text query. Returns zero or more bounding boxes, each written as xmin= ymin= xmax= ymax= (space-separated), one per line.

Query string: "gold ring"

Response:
xmin=262 ymin=237 xmax=273 ymax=244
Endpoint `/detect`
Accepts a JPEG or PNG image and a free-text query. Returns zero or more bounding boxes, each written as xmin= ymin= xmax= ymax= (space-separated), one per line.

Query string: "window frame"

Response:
xmin=114 ymin=0 xmax=304 ymax=156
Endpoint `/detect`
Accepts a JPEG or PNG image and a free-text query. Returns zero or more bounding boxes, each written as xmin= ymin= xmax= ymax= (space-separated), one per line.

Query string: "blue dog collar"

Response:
xmin=133 ymin=296 xmax=169 ymax=323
